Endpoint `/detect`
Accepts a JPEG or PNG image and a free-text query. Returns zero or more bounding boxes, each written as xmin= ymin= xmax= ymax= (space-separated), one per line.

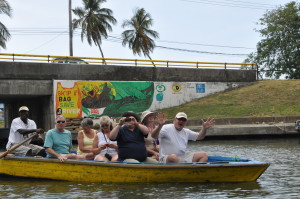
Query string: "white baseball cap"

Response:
xmin=175 ymin=112 xmax=187 ymax=120
xmin=19 ymin=106 xmax=29 ymax=112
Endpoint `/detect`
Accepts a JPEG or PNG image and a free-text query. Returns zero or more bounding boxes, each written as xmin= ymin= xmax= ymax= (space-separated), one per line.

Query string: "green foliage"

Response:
xmin=121 ymin=8 xmax=159 ymax=62
xmin=72 ymin=0 xmax=117 ymax=61
xmin=246 ymin=1 xmax=300 ymax=79
xmin=0 ymin=0 xmax=12 ymax=49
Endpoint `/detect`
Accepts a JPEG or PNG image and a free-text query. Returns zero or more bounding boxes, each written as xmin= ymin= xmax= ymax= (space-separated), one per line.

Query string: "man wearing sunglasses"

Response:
xmin=44 ymin=115 xmax=85 ymax=162
xmin=6 ymin=106 xmax=45 ymax=157
xmin=153 ymin=112 xmax=215 ymax=163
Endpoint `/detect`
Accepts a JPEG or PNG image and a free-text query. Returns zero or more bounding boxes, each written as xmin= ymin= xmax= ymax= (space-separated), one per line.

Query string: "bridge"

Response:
xmin=0 ymin=53 xmax=257 ymax=137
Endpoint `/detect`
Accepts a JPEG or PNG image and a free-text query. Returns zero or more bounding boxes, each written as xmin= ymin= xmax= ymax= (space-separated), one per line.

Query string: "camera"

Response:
xmin=105 ymin=153 xmax=112 ymax=161
xmin=124 ymin=118 xmax=133 ymax=122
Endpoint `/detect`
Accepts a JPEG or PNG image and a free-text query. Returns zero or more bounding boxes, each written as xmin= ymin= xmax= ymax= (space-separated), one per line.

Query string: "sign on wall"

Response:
xmin=54 ymin=80 xmax=234 ymax=118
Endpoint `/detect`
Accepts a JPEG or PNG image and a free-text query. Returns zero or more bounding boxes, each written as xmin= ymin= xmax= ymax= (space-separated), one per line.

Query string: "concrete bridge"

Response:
xmin=0 ymin=61 xmax=257 ymax=134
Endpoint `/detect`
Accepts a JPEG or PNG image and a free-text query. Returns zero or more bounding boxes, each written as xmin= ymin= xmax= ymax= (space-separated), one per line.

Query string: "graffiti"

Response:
xmin=56 ymin=82 xmax=82 ymax=118
xmin=102 ymin=82 xmax=154 ymax=117
xmin=81 ymin=82 xmax=114 ymax=109
xmin=155 ymin=83 xmax=166 ymax=102
xmin=54 ymin=80 xmax=231 ymax=119
xmin=55 ymin=81 xmax=154 ymax=118
xmin=172 ymin=83 xmax=182 ymax=93
xmin=196 ymin=83 xmax=205 ymax=93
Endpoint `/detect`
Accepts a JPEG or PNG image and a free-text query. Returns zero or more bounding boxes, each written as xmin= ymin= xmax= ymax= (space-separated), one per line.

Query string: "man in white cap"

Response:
xmin=153 ymin=112 xmax=215 ymax=163
xmin=6 ymin=106 xmax=45 ymax=156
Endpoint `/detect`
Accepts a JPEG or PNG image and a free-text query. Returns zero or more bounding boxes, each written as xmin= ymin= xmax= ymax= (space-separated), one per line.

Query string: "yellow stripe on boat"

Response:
xmin=0 ymin=156 xmax=269 ymax=183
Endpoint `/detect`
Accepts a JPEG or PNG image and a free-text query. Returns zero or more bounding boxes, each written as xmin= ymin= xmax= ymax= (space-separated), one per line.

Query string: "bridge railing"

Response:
xmin=0 ymin=53 xmax=257 ymax=70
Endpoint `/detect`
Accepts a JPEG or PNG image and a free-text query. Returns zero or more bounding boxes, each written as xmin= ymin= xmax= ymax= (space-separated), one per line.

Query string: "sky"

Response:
xmin=0 ymin=0 xmax=293 ymax=64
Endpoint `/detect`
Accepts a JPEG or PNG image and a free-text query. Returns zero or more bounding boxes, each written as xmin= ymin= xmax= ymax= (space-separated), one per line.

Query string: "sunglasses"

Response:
xmin=57 ymin=121 xmax=66 ymax=123
xmin=177 ymin=118 xmax=187 ymax=122
xmin=101 ymin=124 xmax=109 ymax=127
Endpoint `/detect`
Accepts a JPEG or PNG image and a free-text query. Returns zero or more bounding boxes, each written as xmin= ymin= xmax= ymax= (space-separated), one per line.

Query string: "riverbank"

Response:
xmin=187 ymin=115 xmax=300 ymax=139
xmin=1 ymin=116 xmax=299 ymax=148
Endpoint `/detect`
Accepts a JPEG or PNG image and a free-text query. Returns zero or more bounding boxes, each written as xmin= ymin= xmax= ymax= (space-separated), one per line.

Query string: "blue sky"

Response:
xmin=0 ymin=0 xmax=292 ymax=63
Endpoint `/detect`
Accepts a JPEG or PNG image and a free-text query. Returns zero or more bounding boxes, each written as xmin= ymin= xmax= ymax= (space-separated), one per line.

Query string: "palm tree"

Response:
xmin=121 ymin=8 xmax=159 ymax=67
xmin=72 ymin=0 xmax=116 ymax=64
xmin=0 ymin=0 xmax=12 ymax=50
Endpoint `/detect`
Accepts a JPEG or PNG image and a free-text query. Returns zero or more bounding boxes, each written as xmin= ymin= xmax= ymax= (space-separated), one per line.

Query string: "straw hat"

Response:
xmin=140 ymin=110 xmax=154 ymax=123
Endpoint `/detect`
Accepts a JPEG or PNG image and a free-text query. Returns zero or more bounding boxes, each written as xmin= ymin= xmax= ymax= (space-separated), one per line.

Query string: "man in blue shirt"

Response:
xmin=44 ymin=115 xmax=85 ymax=162
xmin=110 ymin=112 xmax=157 ymax=163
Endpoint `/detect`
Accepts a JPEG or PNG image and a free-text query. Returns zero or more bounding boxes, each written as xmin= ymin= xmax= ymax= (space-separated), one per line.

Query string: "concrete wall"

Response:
xmin=0 ymin=61 xmax=257 ymax=131
xmin=0 ymin=61 xmax=256 ymax=82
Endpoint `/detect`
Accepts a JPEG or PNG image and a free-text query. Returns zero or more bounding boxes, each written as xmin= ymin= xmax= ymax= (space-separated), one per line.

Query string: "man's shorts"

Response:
xmin=10 ymin=144 xmax=44 ymax=156
xmin=159 ymin=151 xmax=195 ymax=163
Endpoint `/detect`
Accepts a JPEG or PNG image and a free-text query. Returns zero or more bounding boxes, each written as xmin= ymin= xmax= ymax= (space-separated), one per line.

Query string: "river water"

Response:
xmin=0 ymin=137 xmax=300 ymax=199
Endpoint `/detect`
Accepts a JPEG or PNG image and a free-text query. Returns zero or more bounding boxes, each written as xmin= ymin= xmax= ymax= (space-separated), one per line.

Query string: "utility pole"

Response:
xmin=69 ymin=0 xmax=73 ymax=56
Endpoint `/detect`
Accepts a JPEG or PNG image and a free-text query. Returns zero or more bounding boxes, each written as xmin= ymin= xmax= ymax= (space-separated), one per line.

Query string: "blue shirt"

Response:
xmin=113 ymin=126 xmax=147 ymax=162
xmin=43 ymin=128 xmax=72 ymax=158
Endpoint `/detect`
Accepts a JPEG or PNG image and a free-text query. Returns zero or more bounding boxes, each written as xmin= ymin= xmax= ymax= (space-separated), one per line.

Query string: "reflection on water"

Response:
xmin=1 ymin=138 xmax=300 ymax=199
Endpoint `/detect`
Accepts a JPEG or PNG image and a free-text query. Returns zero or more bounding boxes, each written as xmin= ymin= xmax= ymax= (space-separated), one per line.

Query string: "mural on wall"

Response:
xmin=56 ymin=82 xmax=82 ymax=118
xmin=54 ymin=81 xmax=154 ymax=118
xmin=54 ymin=80 xmax=240 ymax=119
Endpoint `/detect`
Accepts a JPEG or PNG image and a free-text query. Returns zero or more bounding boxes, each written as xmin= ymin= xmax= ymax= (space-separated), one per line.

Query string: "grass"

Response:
xmin=157 ymin=80 xmax=300 ymax=120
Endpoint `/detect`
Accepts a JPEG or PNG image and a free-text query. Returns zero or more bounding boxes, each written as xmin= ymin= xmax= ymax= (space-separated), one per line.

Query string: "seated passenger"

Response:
xmin=92 ymin=116 xmax=118 ymax=161
xmin=109 ymin=112 xmax=157 ymax=163
xmin=140 ymin=111 xmax=166 ymax=161
xmin=77 ymin=118 xmax=97 ymax=160
xmin=6 ymin=106 xmax=46 ymax=157
xmin=152 ymin=112 xmax=215 ymax=163
xmin=43 ymin=115 xmax=85 ymax=162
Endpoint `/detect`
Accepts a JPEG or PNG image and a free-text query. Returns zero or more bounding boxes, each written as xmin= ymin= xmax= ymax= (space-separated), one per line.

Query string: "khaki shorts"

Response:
xmin=124 ymin=157 xmax=158 ymax=163
xmin=10 ymin=144 xmax=44 ymax=156
xmin=160 ymin=151 xmax=195 ymax=163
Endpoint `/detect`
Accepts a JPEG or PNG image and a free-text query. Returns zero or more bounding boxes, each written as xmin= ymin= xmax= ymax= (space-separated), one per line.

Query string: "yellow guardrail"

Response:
xmin=0 ymin=53 xmax=257 ymax=70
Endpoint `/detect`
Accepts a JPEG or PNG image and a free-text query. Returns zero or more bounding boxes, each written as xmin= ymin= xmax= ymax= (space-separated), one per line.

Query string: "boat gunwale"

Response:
xmin=1 ymin=156 xmax=270 ymax=169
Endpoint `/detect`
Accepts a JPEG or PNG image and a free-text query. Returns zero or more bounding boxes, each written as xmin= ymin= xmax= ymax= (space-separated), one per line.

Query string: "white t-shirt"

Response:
xmin=158 ymin=124 xmax=198 ymax=158
xmin=6 ymin=117 xmax=37 ymax=149
xmin=96 ymin=132 xmax=117 ymax=155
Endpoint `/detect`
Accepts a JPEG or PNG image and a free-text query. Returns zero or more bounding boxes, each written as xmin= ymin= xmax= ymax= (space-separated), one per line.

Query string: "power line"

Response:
xmin=156 ymin=45 xmax=248 ymax=56
xmin=157 ymin=40 xmax=254 ymax=50
xmin=9 ymin=28 xmax=255 ymax=50
xmin=8 ymin=28 xmax=252 ymax=57
xmin=177 ymin=0 xmax=276 ymax=10
xmin=23 ymin=31 xmax=68 ymax=54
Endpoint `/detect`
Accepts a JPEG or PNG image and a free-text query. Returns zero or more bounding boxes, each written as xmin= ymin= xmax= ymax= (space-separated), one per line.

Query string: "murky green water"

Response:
xmin=1 ymin=137 xmax=300 ymax=199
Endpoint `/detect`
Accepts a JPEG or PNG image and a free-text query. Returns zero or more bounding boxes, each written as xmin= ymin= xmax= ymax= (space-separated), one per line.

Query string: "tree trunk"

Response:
xmin=96 ymin=40 xmax=106 ymax=64
xmin=146 ymin=54 xmax=156 ymax=67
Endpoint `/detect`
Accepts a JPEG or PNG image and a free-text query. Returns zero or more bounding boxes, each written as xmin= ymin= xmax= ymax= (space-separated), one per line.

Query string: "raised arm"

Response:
xmin=132 ymin=117 xmax=149 ymax=135
xmin=197 ymin=118 xmax=215 ymax=140
xmin=17 ymin=128 xmax=44 ymax=135
xmin=109 ymin=117 xmax=125 ymax=140
xmin=151 ymin=113 xmax=166 ymax=139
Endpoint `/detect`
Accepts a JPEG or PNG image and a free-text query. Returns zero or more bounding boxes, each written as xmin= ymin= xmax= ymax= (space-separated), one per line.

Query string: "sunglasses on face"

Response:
xmin=177 ymin=118 xmax=187 ymax=122
xmin=57 ymin=121 xmax=66 ymax=124
xmin=101 ymin=124 xmax=109 ymax=127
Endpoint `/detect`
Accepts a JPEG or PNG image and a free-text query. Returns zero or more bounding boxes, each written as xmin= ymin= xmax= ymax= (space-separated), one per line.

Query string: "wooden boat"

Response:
xmin=0 ymin=156 xmax=269 ymax=183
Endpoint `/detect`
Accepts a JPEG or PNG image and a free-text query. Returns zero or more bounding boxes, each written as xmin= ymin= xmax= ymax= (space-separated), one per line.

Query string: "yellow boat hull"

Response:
xmin=0 ymin=156 xmax=269 ymax=183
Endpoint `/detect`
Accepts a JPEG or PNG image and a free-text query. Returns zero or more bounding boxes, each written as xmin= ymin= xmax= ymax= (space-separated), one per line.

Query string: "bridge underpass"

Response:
xmin=0 ymin=60 xmax=257 ymax=144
